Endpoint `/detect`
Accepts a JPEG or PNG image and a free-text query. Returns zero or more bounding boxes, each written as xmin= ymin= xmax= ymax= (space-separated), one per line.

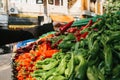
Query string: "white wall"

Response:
xmin=69 ymin=0 xmax=81 ymax=16
xmin=8 ymin=0 xmax=44 ymax=14
xmin=14 ymin=4 xmax=44 ymax=13
xmin=0 ymin=0 xmax=7 ymax=13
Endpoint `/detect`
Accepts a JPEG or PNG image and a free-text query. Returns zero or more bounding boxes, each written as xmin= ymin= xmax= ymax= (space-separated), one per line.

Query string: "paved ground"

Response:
xmin=0 ymin=53 xmax=13 ymax=80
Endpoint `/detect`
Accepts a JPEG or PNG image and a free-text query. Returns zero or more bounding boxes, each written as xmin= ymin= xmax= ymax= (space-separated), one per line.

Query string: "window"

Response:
xmin=55 ymin=0 xmax=60 ymax=6
xmin=36 ymin=0 xmax=43 ymax=4
xmin=48 ymin=0 xmax=63 ymax=6
xmin=48 ymin=0 xmax=54 ymax=4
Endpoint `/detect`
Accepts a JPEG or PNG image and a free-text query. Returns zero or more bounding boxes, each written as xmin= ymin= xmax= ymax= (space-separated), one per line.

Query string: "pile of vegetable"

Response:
xmin=12 ymin=12 xmax=120 ymax=80
xmin=104 ymin=0 xmax=120 ymax=14
xmin=12 ymin=34 xmax=59 ymax=80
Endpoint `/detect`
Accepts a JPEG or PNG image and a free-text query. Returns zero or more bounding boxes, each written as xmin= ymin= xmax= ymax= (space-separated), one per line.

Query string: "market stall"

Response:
xmin=11 ymin=0 xmax=120 ymax=80
xmin=11 ymin=10 xmax=120 ymax=80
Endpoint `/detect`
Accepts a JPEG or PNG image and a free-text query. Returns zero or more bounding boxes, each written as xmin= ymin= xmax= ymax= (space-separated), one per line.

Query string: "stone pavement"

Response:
xmin=0 ymin=53 xmax=13 ymax=80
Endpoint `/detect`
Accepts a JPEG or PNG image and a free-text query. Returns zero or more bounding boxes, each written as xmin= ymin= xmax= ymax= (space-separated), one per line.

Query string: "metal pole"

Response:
xmin=5 ymin=0 xmax=9 ymax=29
xmin=5 ymin=0 xmax=8 ymax=14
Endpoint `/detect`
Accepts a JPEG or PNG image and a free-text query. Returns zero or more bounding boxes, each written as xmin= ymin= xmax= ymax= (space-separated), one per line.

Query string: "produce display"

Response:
xmin=104 ymin=0 xmax=120 ymax=14
xmin=12 ymin=12 xmax=120 ymax=80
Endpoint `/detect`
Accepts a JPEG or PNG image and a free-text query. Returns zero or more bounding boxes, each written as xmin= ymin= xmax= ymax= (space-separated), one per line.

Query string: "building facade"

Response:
xmin=0 ymin=0 xmax=105 ymax=24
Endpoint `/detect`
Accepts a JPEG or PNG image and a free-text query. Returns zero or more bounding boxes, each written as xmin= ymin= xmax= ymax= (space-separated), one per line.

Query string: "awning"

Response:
xmin=50 ymin=14 xmax=74 ymax=23
xmin=9 ymin=25 xmax=35 ymax=30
